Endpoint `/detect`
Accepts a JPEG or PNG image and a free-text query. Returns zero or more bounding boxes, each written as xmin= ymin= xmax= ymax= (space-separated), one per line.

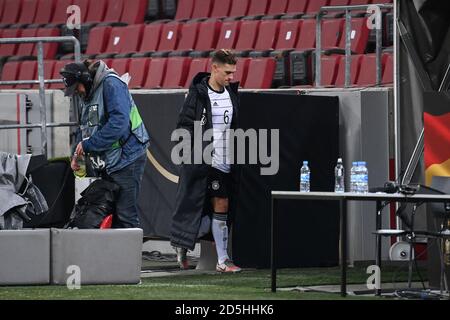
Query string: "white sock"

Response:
xmin=212 ymin=213 xmax=229 ymax=264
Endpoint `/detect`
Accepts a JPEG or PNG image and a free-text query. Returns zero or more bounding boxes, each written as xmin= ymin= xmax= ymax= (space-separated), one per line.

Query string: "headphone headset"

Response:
xmin=77 ymin=68 xmax=92 ymax=85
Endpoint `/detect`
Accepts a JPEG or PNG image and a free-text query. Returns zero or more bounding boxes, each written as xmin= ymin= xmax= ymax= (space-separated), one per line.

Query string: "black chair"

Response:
xmin=373 ymin=180 xmax=450 ymax=295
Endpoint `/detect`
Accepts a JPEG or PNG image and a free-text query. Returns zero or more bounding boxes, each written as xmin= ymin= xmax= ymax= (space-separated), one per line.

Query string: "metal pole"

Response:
xmin=271 ymin=196 xmax=277 ymax=292
xmin=375 ymin=201 xmax=383 ymax=296
xmin=344 ymin=10 xmax=352 ymax=87
xmin=37 ymin=41 xmax=47 ymax=157
xmin=394 ymin=0 xmax=402 ymax=233
xmin=0 ymin=122 xmax=78 ymax=130
xmin=375 ymin=9 xmax=383 ymax=85
xmin=315 ymin=13 xmax=323 ymax=87
xmin=340 ymin=199 xmax=347 ymax=297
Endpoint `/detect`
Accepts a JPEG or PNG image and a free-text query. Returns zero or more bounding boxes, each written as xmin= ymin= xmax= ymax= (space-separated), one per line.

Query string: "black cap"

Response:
xmin=60 ymin=62 xmax=89 ymax=97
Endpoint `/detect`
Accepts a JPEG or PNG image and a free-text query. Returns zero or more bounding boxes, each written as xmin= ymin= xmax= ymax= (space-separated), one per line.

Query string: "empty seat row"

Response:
xmin=0 ymin=0 xmax=148 ymax=28
xmin=0 ymin=27 xmax=59 ymax=59
xmin=174 ymin=0 xmax=393 ymax=21
xmin=0 ymin=53 xmax=392 ymax=91
xmin=76 ymin=17 xmax=374 ymax=61
xmin=108 ymin=56 xmax=276 ymax=89
xmin=301 ymin=52 xmax=393 ymax=87
xmin=0 ymin=57 xmax=278 ymax=90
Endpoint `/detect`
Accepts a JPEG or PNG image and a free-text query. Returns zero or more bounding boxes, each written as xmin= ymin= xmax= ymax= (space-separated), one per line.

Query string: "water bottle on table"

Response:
xmin=334 ymin=158 xmax=345 ymax=193
xmin=360 ymin=161 xmax=369 ymax=193
xmin=350 ymin=162 xmax=357 ymax=193
xmin=300 ymin=161 xmax=310 ymax=192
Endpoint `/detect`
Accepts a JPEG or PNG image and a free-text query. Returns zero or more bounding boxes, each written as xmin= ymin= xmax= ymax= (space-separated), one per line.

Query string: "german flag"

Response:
xmin=424 ymin=93 xmax=450 ymax=186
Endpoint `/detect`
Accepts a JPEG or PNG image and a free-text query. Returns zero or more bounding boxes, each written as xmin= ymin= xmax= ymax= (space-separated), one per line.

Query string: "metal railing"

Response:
xmin=0 ymin=36 xmax=81 ymax=157
xmin=315 ymin=3 xmax=394 ymax=87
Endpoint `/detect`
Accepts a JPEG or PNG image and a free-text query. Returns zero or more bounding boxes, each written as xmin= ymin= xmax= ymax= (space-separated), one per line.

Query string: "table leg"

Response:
xmin=376 ymin=200 xmax=382 ymax=296
xmin=271 ymin=197 xmax=277 ymax=292
xmin=340 ymin=199 xmax=347 ymax=297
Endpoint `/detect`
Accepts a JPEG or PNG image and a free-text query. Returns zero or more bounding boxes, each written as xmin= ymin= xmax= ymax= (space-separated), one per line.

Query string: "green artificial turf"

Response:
xmin=0 ymin=265 xmax=427 ymax=300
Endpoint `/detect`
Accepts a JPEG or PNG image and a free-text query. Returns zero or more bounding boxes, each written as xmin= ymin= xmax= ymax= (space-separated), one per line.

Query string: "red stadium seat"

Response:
xmin=275 ymin=20 xmax=302 ymax=50
xmin=242 ymin=58 xmax=276 ymax=89
xmin=85 ymin=26 xmax=112 ymax=56
xmin=175 ymin=0 xmax=195 ymax=21
xmin=85 ymin=0 xmax=107 ymax=24
xmin=355 ymin=53 xmax=386 ymax=86
xmin=336 ymin=18 xmax=370 ymax=54
xmin=0 ymin=0 xmax=5 ymax=20
xmin=295 ymin=19 xmax=343 ymax=50
xmin=157 ymin=22 xmax=181 ymax=52
xmin=183 ymin=57 xmax=208 ymax=88
xmin=0 ymin=28 xmax=22 ymax=56
xmin=32 ymin=60 xmax=56 ymax=89
xmin=210 ymin=0 xmax=231 ymax=19
xmin=32 ymin=0 xmax=56 ymax=25
xmin=120 ymin=0 xmax=147 ymax=24
xmin=16 ymin=28 xmax=38 ymax=57
xmin=253 ymin=20 xmax=280 ymax=52
xmin=119 ymin=24 xmax=144 ymax=55
xmin=128 ymin=58 xmax=150 ymax=89
xmin=143 ymin=58 xmax=167 ymax=88
xmin=191 ymin=0 xmax=214 ymax=20
xmin=334 ymin=54 xmax=363 ymax=86
xmin=324 ymin=1 xmax=349 ymax=18
xmin=372 ymin=0 xmax=393 ymax=3
xmin=294 ymin=19 xmax=316 ymax=50
xmin=162 ymin=57 xmax=191 ymax=88
xmin=328 ymin=0 xmax=349 ymax=5
xmin=322 ymin=19 xmax=345 ymax=49
xmin=137 ymin=23 xmax=163 ymax=55
xmin=233 ymin=57 xmax=250 ymax=86
xmin=267 ymin=0 xmax=289 ymax=16
xmin=285 ymin=0 xmax=309 ymax=15
xmin=318 ymin=55 xmax=342 ymax=86
xmin=305 ymin=0 xmax=329 ymax=16
xmin=50 ymin=0 xmax=72 ymax=25
xmin=0 ymin=61 xmax=21 ymax=89
xmin=174 ymin=22 xmax=199 ymax=53
xmin=143 ymin=58 xmax=167 ymax=89
xmin=382 ymin=53 xmax=393 ymax=85
xmin=194 ymin=19 xmax=221 ymax=52
xmin=229 ymin=0 xmax=250 ymax=18
xmin=234 ymin=20 xmax=260 ymax=52
xmin=110 ymin=58 xmax=130 ymax=76
xmin=102 ymin=27 xmax=126 ymax=55
xmin=0 ymin=0 xmax=23 ymax=25
xmin=15 ymin=0 xmax=39 ymax=25
xmin=216 ymin=21 xmax=241 ymax=50
xmin=35 ymin=28 xmax=60 ymax=59
xmin=16 ymin=60 xmax=37 ymax=89
xmin=50 ymin=60 xmax=72 ymax=89
xmin=247 ymin=0 xmax=270 ymax=17
xmin=102 ymin=0 xmax=124 ymax=23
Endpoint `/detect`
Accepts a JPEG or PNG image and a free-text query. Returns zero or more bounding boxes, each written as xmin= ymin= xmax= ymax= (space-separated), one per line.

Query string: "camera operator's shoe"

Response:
xmin=174 ymin=246 xmax=189 ymax=270
xmin=216 ymin=259 xmax=241 ymax=273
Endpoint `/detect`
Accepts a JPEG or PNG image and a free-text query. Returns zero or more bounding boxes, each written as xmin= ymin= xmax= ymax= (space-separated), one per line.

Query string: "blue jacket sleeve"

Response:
xmin=82 ymin=77 xmax=130 ymax=153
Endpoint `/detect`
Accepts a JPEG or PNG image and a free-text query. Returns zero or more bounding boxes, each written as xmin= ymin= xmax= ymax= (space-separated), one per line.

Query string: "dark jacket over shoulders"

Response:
xmin=170 ymin=72 xmax=240 ymax=250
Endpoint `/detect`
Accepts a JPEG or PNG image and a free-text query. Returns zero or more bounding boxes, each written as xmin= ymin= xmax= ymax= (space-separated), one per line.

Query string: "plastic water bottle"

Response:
xmin=360 ymin=161 xmax=369 ymax=193
xmin=300 ymin=161 xmax=310 ymax=192
xmin=334 ymin=158 xmax=345 ymax=193
xmin=73 ymin=154 xmax=87 ymax=178
xmin=350 ymin=162 xmax=358 ymax=193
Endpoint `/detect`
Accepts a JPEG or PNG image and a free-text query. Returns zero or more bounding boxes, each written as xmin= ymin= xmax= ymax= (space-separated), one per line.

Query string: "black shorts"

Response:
xmin=207 ymin=167 xmax=231 ymax=199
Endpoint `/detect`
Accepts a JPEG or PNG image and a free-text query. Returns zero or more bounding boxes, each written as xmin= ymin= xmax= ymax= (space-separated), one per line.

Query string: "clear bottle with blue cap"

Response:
xmin=300 ymin=161 xmax=310 ymax=192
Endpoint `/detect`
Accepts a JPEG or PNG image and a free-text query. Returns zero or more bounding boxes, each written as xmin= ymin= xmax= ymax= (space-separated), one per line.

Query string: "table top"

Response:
xmin=271 ymin=191 xmax=450 ymax=202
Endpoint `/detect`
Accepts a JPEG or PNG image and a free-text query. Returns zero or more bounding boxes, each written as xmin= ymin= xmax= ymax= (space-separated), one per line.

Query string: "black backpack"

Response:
xmin=65 ymin=179 xmax=120 ymax=229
